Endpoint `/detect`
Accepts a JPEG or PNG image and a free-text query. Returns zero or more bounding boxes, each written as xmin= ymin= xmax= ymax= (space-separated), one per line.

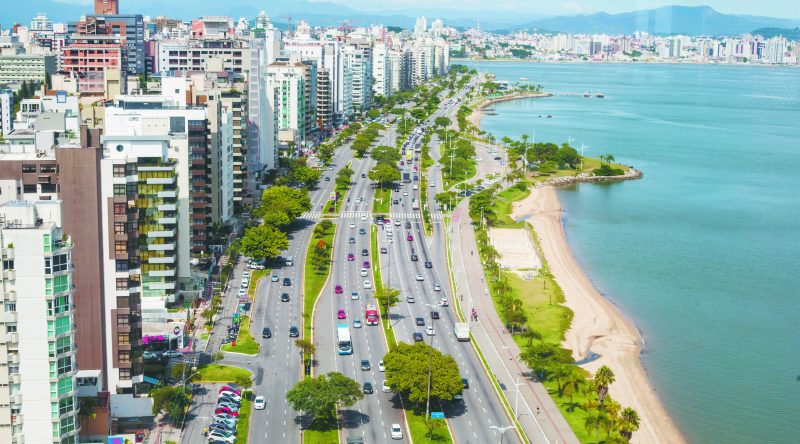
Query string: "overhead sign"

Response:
xmin=430 ymin=412 xmax=445 ymax=419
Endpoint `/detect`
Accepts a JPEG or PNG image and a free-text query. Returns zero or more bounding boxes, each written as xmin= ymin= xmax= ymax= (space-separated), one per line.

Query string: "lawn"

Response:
xmin=236 ymin=390 xmax=254 ymax=443
xmin=420 ymin=173 xmax=432 ymax=236
xmin=489 ymin=184 xmax=531 ymax=228
xmin=195 ymin=364 xmax=252 ymax=382
xmin=406 ymin=409 xmax=452 ymax=443
xmin=247 ymin=269 xmax=269 ymax=299
xmin=371 ymin=227 xmax=398 ymax=350
xmin=504 ymin=273 xmax=572 ymax=347
xmin=373 ymin=186 xmax=392 ymax=214
xmin=304 ymin=224 xmax=336 ymax=340
xmin=530 ymin=157 xmax=630 ymax=184
xmin=221 ymin=316 xmax=259 ymax=355
xmin=303 ymin=417 xmax=339 ymax=444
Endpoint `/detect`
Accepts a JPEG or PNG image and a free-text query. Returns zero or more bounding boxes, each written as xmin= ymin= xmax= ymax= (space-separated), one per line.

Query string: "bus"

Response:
xmin=365 ymin=304 xmax=379 ymax=326
xmin=405 ymin=150 xmax=413 ymax=161
xmin=336 ymin=324 xmax=352 ymax=355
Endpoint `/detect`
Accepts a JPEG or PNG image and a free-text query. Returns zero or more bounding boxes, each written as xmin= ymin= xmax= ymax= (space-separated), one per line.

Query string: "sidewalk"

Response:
xmin=450 ymin=201 xmax=579 ymax=444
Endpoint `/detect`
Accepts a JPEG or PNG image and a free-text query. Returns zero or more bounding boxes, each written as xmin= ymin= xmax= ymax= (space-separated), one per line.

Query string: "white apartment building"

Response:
xmin=267 ymin=57 xmax=315 ymax=147
xmin=0 ymin=200 xmax=80 ymax=444
xmin=248 ymin=31 xmax=280 ymax=173
xmin=156 ymin=38 xmax=250 ymax=74
xmin=0 ymin=90 xmax=12 ymax=137
xmin=342 ymin=44 xmax=372 ymax=113
xmin=372 ymin=43 xmax=392 ymax=98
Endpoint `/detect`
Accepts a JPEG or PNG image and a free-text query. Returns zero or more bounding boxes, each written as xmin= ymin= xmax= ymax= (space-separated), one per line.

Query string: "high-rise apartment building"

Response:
xmin=267 ymin=57 xmax=315 ymax=147
xmin=0 ymin=200 xmax=81 ymax=444
xmin=372 ymin=43 xmax=392 ymax=98
xmin=68 ymin=14 xmax=145 ymax=74
xmin=95 ymin=0 xmax=119 ymax=15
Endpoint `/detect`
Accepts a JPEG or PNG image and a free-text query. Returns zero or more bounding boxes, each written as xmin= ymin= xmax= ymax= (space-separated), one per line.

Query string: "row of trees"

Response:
xmin=310 ymin=220 xmax=334 ymax=272
xmin=240 ymin=185 xmax=312 ymax=260
xmin=352 ymin=122 xmax=384 ymax=157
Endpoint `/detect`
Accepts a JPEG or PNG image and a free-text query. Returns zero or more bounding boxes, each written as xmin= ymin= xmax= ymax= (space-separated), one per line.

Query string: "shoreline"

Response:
xmin=512 ymin=186 xmax=686 ymax=444
xmin=467 ymin=92 xmax=549 ymax=128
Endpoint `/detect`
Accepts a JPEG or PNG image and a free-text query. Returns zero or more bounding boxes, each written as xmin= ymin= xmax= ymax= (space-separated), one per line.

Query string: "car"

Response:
xmin=218 ymin=386 xmax=241 ymax=395
xmin=430 ymin=182 xmax=435 ymax=187
xmin=283 ymin=277 xmax=292 ymax=286
xmin=237 ymin=289 xmax=247 ymax=298
xmin=386 ymin=230 xmax=393 ymax=237
xmin=211 ymin=416 xmax=237 ymax=427
xmin=413 ymin=184 xmax=418 ymax=190
xmin=281 ymin=293 xmax=290 ymax=302
xmin=407 ymin=234 xmax=414 ymax=241
xmin=378 ymin=360 xmax=386 ymax=372
xmin=271 ymin=274 xmax=279 ymax=282
xmin=360 ymin=213 xmax=367 ymax=221
xmin=214 ymin=407 xmax=239 ymax=417
xmin=363 ymin=280 xmax=372 ymax=289
xmin=363 ymin=382 xmax=373 ymax=394
xmin=242 ymin=271 xmax=251 ymax=278
xmin=216 ymin=401 xmax=240 ymax=412
xmin=163 ymin=350 xmax=182 ymax=359
xmin=361 ymin=248 xmax=369 ymax=256
xmin=384 ymin=219 xmax=391 ymax=225
xmin=262 ymin=327 xmax=272 ymax=338
xmin=324 ymin=176 xmax=331 ymax=181
xmin=360 ymin=359 xmax=371 ymax=371
xmin=289 ymin=326 xmax=299 ymax=337
xmin=405 ymin=221 xmax=411 ymax=229
xmin=335 ymin=285 xmax=343 ymax=294
xmin=218 ymin=393 xmax=241 ymax=403
xmin=143 ymin=351 xmax=161 ymax=361
xmin=462 ymin=378 xmax=469 ymax=389
xmin=380 ymin=247 xmax=388 ymax=254
xmin=248 ymin=262 xmax=265 ymax=270
xmin=406 ymin=295 xmax=415 ymax=303
xmin=403 ymin=191 xmax=408 ymax=196
xmin=391 ymin=424 xmax=404 ymax=440
xmin=430 ymin=311 xmax=440 ymax=320
xmin=349 ymin=222 xmax=356 ymax=229
xmin=360 ymin=268 xmax=368 ymax=277
xmin=362 ymin=261 xmax=371 ymax=268
xmin=349 ymin=237 xmax=356 ymax=244
xmin=413 ymin=332 xmax=424 ymax=342
xmin=382 ymin=380 xmax=392 ymax=392
xmin=393 ymin=199 xmax=399 ymax=204
xmin=433 ymin=283 xmax=441 ymax=291
xmin=439 ymin=298 xmax=449 ymax=307
xmin=353 ymin=319 xmax=362 ymax=328
xmin=424 ymin=261 xmax=433 ymax=268
xmin=347 ymin=253 xmax=355 ymax=261
xmin=337 ymin=309 xmax=346 ymax=319
xmin=253 ymin=396 xmax=266 ymax=410
xmin=426 ymin=326 xmax=436 ymax=336
xmin=415 ymin=273 xmax=424 ymax=281
xmin=394 ymin=220 xmax=401 ymax=226
xmin=410 ymin=253 xmax=418 ymax=261
xmin=207 ymin=431 xmax=236 ymax=443
xmin=359 ymin=228 xmax=366 ymax=235
xmin=351 ymin=291 xmax=360 ymax=300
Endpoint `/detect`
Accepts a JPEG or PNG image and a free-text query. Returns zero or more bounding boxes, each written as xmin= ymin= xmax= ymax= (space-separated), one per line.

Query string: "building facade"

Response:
xmin=0 ymin=54 xmax=56 ymax=83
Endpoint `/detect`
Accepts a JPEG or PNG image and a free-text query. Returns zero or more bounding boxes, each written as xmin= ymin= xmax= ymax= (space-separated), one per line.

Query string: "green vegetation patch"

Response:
xmin=195 ymin=364 xmax=252 ymax=382
xmin=221 ymin=316 xmax=259 ymax=355
xmin=373 ymin=187 xmax=392 ymax=214
xmin=236 ymin=391 xmax=254 ymax=442
xmin=305 ymin=222 xmax=336 ymax=340
xmin=407 ymin=410 xmax=451 ymax=443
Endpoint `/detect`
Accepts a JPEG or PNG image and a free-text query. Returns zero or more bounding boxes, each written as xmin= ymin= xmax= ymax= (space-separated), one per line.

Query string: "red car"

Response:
xmin=383 ymin=218 xmax=391 ymax=225
xmin=407 ymin=234 xmax=414 ymax=241
xmin=214 ymin=407 xmax=239 ymax=417
xmin=337 ymin=309 xmax=347 ymax=319
xmin=219 ymin=386 xmax=241 ymax=395
xmin=363 ymin=261 xmax=371 ymax=268
xmin=347 ymin=253 xmax=355 ymax=261
xmin=335 ymin=285 xmax=343 ymax=294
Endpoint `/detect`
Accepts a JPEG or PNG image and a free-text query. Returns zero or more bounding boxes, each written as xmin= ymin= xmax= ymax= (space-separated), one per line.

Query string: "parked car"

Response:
xmin=207 ymin=431 xmax=236 ymax=443
xmin=253 ymin=396 xmax=266 ymax=410
xmin=218 ymin=386 xmax=241 ymax=396
xmin=214 ymin=407 xmax=239 ymax=417
xmin=248 ymin=262 xmax=265 ymax=270
xmin=143 ymin=351 xmax=161 ymax=361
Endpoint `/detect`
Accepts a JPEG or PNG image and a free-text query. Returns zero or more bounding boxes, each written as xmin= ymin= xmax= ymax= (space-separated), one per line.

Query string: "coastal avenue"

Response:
xmin=313 ymin=125 xmax=406 ymax=443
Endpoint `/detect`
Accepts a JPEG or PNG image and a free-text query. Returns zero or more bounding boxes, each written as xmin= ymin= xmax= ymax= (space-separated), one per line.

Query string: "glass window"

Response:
xmin=169 ymin=116 xmax=185 ymax=133
xmin=115 ymin=241 xmax=127 ymax=254
xmin=118 ymin=351 xmax=130 ymax=363
xmin=23 ymin=184 xmax=37 ymax=193
xmin=113 ymin=164 xmax=126 ymax=177
xmin=115 ymin=222 xmax=126 ymax=235
xmin=57 ymin=356 xmax=73 ymax=375
xmin=53 ymin=254 xmax=68 ymax=273
xmin=117 ymin=314 xmax=129 ymax=326
xmin=40 ymin=164 xmax=59 ymax=173
xmin=116 ymin=278 xmax=128 ymax=290
xmin=113 ymin=184 xmax=126 ymax=196
xmin=57 ymin=376 xmax=74 ymax=396
xmin=43 ymin=234 xmax=51 ymax=253
xmin=41 ymin=183 xmax=58 ymax=193
xmin=22 ymin=164 xmax=37 ymax=173
xmin=119 ymin=368 xmax=132 ymax=380
xmin=118 ymin=332 xmax=130 ymax=345
xmin=114 ymin=203 xmax=127 ymax=215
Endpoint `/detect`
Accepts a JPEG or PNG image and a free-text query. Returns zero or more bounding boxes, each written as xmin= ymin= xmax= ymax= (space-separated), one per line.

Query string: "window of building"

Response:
xmin=117 ymin=314 xmax=129 ymax=326
xmin=41 ymin=183 xmax=58 ymax=193
xmin=118 ymin=350 xmax=130 ymax=364
xmin=127 ymin=182 xmax=138 ymax=196
xmin=115 ymin=222 xmax=127 ymax=235
xmin=113 ymin=164 xmax=126 ymax=177
xmin=58 ymin=396 xmax=75 ymax=416
xmin=4 ymin=303 xmax=16 ymax=312
xmin=54 ymin=275 xmax=69 ymax=293
xmin=40 ymin=164 xmax=58 ymax=173
xmin=22 ymin=164 xmax=37 ymax=173
xmin=53 ymin=254 xmax=68 ymax=273
xmin=115 ymin=241 xmax=127 ymax=255
xmin=118 ymin=332 xmax=130 ymax=345
xmin=23 ymin=184 xmax=37 ymax=193
xmin=116 ymin=278 xmax=128 ymax=290
xmin=169 ymin=116 xmax=185 ymax=133
xmin=114 ymin=203 xmax=127 ymax=215
xmin=57 ymin=356 xmax=73 ymax=376
xmin=2 ymin=259 xmax=13 ymax=270
xmin=113 ymin=183 xmax=126 ymax=196
xmin=119 ymin=368 xmax=132 ymax=380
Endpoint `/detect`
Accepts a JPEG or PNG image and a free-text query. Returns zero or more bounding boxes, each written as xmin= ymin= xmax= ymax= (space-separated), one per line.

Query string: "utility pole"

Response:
xmin=580 ymin=143 xmax=588 ymax=171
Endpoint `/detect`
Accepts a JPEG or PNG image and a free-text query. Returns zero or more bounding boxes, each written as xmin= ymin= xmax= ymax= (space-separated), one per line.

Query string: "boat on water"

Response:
xmin=519 ymin=77 xmax=529 ymax=81
xmin=596 ymin=92 xmax=605 ymax=98
xmin=583 ymin=91 xmax=590 ymax=97
xmin=546 ymin=114 xmax=553 ymax=118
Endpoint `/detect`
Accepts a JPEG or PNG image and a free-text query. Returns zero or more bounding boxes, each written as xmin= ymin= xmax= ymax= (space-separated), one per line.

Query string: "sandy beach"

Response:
xmin=512 ymin=185 xmax=686 ymax=444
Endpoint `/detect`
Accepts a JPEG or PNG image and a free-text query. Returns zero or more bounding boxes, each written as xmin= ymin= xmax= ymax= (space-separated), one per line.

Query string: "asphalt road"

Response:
xmin=314 ymin=125 xmax=409 ymax=443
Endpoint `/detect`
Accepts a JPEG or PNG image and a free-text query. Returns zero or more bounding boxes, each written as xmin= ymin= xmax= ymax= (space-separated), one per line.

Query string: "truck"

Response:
xmin=402 ymin=171 xmax=411 ymax=183
xmin=455 ymin=323 xmax=470 ymax=341
xmin=365 ymin=304 xmax=379 ymax=326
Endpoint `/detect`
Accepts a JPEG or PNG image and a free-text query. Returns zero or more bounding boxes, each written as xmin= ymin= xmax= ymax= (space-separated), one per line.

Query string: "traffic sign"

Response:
xmin=430 ymin=412 xmax=445 ymax=419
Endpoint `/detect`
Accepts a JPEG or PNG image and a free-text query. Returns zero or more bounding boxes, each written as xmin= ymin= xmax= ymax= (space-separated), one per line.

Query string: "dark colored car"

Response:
xmin=410 ymin=254 xmax=418 ymax=261
xmin=349 ymin=237 xmax=356 ymax=244
xmin=289 ymin=326 xmax=299 ymax=337
xmin=430 ymin=311 xmax=440 ymax=320
xmin=462 ymin=378 xmax=469 ymax=389
xmin=360 ymin=359 xmax=371 ymax=371
xmin=281 ymin=293 xmax=290 ymax=302
xmin=283 ymin=277 xmax=292 ymax=286
xmin=405 ymin=221 xmax=411 ymax=229
xmin=413 ymin=332 xmax=424 ymax=342
xmin=361 ymin=249 xmax=369 ymax=256
xmin=415 ymin=317 xmax=425 ymax=326
xmin=262 ymin=327 xmax=271 ymax=338
xmin=424 ymin=261 xmax=433 ymax=268
xmin=362 ymin=383 xmax=373 ymax=395
xmin=380 ymin=247 xmax=388 ymax=254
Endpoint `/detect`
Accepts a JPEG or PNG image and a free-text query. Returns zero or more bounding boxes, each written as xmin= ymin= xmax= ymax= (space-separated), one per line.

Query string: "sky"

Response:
xmin=307 ymin=0 xmax=800 ymax=19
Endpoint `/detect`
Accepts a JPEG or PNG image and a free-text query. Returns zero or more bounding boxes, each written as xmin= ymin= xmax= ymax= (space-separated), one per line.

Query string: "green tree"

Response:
xmin=618 ymin=407 xmax=641 ymax=441
xmin=371 ymin=145 xmax=402 ymax=164
xmin=520 ymin=328 xmax=543 ymax=347
xmin=557 ymin=144 xmax=580 ymax=168
xmin=584 ymin=410 xmax=603 ymax=440
xmin=240 ymin=225 xmax=288 ymax=260
xmin=519 ymin=342 xmax=574 ymax=382
xmin=290 ymin=165 xmax=322 ymax=188
xmin=425 ymin=418 xmax=446 ymax=440
xmin=374 ymin=287 xmax=401 ymax=322
xmin=285 ymin=372 xmax=363 ymax=424
xmin=434 ymin=116 xmax=452 ymax=128
xmin=295 ymin=338 xmax=316 ymax=355
xmin=594 ymin=365 xmax=616 ymax=405
xmin=538 ymin=161 xmax=558 ymax=175
xmin=255 ymin=185 xmax=311 ymax=225
xmin=235 ymin=374 xmax=253 ymax=391
xmin=368 ymin=162 xmax=401 ymax=187
xmin=383 ymin=342 xmax=463 ymax=404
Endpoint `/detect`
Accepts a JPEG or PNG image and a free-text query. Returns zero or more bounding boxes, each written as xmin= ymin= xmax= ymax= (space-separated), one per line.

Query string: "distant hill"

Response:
xmin=514 ymin=5 xmax=800 ymax=36
xmin=752 ymin=27 xmax=800 ymax=40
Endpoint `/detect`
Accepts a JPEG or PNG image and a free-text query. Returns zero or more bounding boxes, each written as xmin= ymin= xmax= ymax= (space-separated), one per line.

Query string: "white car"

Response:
xmin=237 ymin=289 xmax=247 ymax=297
xmin=363 ymin=280 xmax=372 ymax=289
xmin=439 ymin=298 xmax=449 ymax=307
xmin=360 ymin=268 xmax=369 ymax=277
xmin=382 ymin=380 xmax=392 ymax=393
xmin=378 ymin=360 xmax=386 ymax=372
xmin=406 ymin=295 xmax=415 ymax=303
xmin=415 ymin=274 xmax=424 ymax=281
xmin=426 ymin=326 xmax=436 ymax=336
xmin=351 ymin=291 xmax=360 ymax=300
xmin=433 ymin=283 xmax=441 ymax=291
xmin=391 ymin=424 xmax=404 ymax=439
xmin=394 ymin=220 xmax=401 ymax=226
xmin=163 ymin=350 xmax=182 ymax=359
xmin=413 ymin=184 xmax=418 ymax=190
xmin=403 ymin=191 xmax=408 ymax=196
xmin=349 ymin=222 xmax=356 ymax=229
xmin=242 ymin=271 xmax=251 ymax=278
xmin=360 ymin=214 xmax=367 ymax=221
xmin=253 ymin=396 xmax=266 ymax=410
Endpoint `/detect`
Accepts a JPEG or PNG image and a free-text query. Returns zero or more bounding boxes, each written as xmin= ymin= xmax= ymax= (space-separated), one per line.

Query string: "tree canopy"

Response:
xmin=368 ymin=162 xmax=401 ymax=186
xmin=254 ymin=185 xmax=311 ymax=225
xmin=285 ymin=372 xmax=363 ymax=421
xmin=384 ymin=342 xmax=463 ymax=405
xmin=239 ymin=225 xmax=288 ymax=260
xmin=371 ymin=145 xmax=402 ymax=164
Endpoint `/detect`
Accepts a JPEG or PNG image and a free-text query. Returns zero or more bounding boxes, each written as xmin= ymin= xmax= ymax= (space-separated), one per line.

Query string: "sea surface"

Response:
xmin=463 ymin=61 xmax=800 ymax=444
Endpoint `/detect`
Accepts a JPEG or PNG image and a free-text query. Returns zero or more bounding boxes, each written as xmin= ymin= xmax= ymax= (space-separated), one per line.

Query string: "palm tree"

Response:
xmin=618 ymin=407 xmax=641 ymax=441
xmin=605 ymin=154 xmax=615 ymax=164
xmin=604 ymin=399 xmax=622 ymax=436
xmin=594 ymin=365 xmax=616 ymax=405
xmin=584 ymin=410 xmax=602 ymax=440
xmin=563 ymin=372 xmax=585 ymax=404
xmin=520 ymin=328 xmax=543 ymax=347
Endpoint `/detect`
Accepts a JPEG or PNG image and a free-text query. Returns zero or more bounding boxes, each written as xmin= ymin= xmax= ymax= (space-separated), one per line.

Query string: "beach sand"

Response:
xmin=512 ymin=185 xmax=686 ymax=444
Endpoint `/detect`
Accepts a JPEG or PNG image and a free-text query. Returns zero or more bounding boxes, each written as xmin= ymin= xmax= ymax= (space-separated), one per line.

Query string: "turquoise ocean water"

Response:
xmin=463 ymin=61 xmax=800 ymax=444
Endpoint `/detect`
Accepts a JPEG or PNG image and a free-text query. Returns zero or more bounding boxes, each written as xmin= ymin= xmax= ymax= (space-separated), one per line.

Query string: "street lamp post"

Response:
xmin=580 ymin=143 xmax=589 ymax=171
xmin=489 ymin=425 xmax=515 ymax=444
xmin=424 ymin=303 xmax=437 ymax=418
xmin=513 ymin=376 xmax=523 ymax=418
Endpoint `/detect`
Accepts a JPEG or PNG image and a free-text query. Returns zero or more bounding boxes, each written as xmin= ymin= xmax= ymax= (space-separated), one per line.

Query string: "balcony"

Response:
xmin=157 ymin=190 xmax=177 ymax=198
xmin=2 ymin=311 xmax=17 ymax=323
xmin=147 ymin=243 xmax=175 ymax=251
xmin=3 ymin=269 xmax=15 ymax=281
xmin=146 ymin=230 xmax=175 ymax=238
xmin=146 ymin=177 xmax=176 ymax=185
xmin=5 ymin=289 xmax=16 ymax=302
xmin=11 ymin=412 xmax=22 ymax=424
xmin=157 ymin=217 xmax=177 ymax=225
xmin=147 ymin=269 xmax=176 ymax=278
xmin=10 ymin=393 xmax=22 ymax=404
xmin=157 ymin=204 xmax=177 ymax=212
xmin=3 ymin=247 xmax=13 ymax=259
xmin=148 ymin=256 xmax=175 ymax=264
xmin=10 ymin=374 xmax=21 ymax=384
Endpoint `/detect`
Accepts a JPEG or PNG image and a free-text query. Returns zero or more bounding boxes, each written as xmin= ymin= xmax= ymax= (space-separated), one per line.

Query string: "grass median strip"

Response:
xmin=221 ymin=316 xmax=259 ymax=355
xmin=236 ymin=391 xmax=254 ymax=443
xmin=304 ymin=222 xmax=336 ymax=341
xmin=374 ymin=186 xmax=392 ymax=214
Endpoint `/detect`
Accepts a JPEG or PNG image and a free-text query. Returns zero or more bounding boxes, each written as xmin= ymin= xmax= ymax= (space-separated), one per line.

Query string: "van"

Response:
xmin=285 ymin=256 xmax=294 ymax=266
